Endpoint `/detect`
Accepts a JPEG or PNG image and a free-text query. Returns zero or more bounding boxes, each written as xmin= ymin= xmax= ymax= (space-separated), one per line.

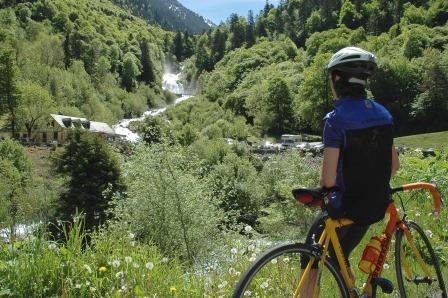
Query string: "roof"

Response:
xmin=51 ymin=114 xmax=117 ymax=136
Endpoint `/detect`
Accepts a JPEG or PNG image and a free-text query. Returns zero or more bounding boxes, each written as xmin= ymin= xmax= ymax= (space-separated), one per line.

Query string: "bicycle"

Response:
xmin=233 ymin=182 xmax=446 ymax=297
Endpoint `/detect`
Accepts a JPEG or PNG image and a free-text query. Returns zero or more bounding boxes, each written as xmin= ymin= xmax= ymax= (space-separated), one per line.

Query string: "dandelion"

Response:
xmin=235 ymin=271 xmax=241 ymax=276
xmin=146 ymin=262 xmax=154 ymax=270
xmin=383 ymin=263 xmax=390 ymax=270
xmin=271 ymin=258 xmax=278 ymax=264
xmin=229 ymin=267 xmax=236 ymax=275
xmin=129 ymin=233 xmax=135 ymax=239
xmin=248 ymin=244 xmax=255 ymax=251
xmin=131 ymin=241 xmax=136 ymax=247
xmin=125 ymin=256 xmax=132 ymax=263
xmin=48 ymin=243 xmax=57 ymax=251
xmin=260 ymin=281 xmax=269 ymax=289
xmin=231 ymin=248 xmax=238 ymax=254
xmin=218 ymin=281 xmax=228 ymax=289
xmin=415 ymin=212 xmax=421 ymax=217
xmin=116 ymin=271 xmax=124 ymax=278
xmin=244 ymin=290 xmax=252 ymax=296
xmin=161 ymin=257 xmax=169 ymax=263
xmin=83 ymin=264 xmax=92 ymax=274
xmin=75 ymin=284 xmax=81 ymax=289
xmin=98 ymin=266 xmax=107 ymax=273
xmin=425 ymin=230 xmax=433 ymax=238
xmin=133 ymin=263 xmax=140 ymax=268
xmin=85 ymin=281 xmax=90 ymax=286
xmin=244 ymin=225 xmax=253 ymax=232
xmin=283 ymin=257 xmax=290 ymax=263
xmin=170 ymin=286 xmax=177 ymax=293
xmin=249 ymin=256 xmax=256 ymax=262
xmin=112 ymin=260 xmax=120 ymax=268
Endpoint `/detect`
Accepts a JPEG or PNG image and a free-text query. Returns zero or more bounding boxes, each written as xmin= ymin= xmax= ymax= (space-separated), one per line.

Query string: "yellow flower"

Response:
xmin=98 ymin=266 xmax=107 ymax=273
xmin=170 ymin=286 xmax=177 ymax=293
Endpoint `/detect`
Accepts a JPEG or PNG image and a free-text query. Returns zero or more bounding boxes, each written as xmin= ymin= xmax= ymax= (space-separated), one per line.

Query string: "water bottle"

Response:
xmin=358 ymin=235 xmax=384 ymax=274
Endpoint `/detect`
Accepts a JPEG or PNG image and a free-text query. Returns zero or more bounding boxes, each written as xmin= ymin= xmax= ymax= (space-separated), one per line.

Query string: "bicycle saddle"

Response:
xmin=292 ymin=187 xmax=339 ymax=207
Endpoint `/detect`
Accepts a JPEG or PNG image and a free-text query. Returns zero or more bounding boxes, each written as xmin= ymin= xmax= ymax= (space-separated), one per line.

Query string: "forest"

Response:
xmin=0 ymin=0 xmax=447 ymax=296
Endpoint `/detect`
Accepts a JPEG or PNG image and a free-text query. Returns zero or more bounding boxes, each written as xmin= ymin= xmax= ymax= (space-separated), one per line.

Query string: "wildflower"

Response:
xmin=229 ymin=267 xmax=236 ymax=275
xmin=415 ymin=212 xmax=421 ymax=217
xmin=244 ymin=290 xmax=252 ymax=296
xmin=260 ymin=281 xmax=269 ymax=289
xmin=230 ymin=248 xmax=238 ymax=254
xmin=248 ymin=244 xmax=255 ymax=251
xmin=75 ymin=284 xmax=81 ymax=289
xmin=116 ymin=271 xmax=124 ymax=278
xmin=283 ymin=257 xmax=290 ymax=263
xmin=112 ymin=260 xmax=120 ymax=267
xmin=131 ymin=241 xmax=136 ymax=247
xmin=129 ymin=233 xmax=135 ymax=239
xmin=235 ymin=271 xmax=241 ymax=276
xmin=249 ymin=256 xmax=256 ymax=262
xmin=244 ymin=225 xmax=253 ymax=232
xmin=48 ymin=243 xmax=57 ymax=251
xmin=425 ymin=230 xmax=433 ymax=238
xmin=85 ymin=281 xmax=90 ymax=286
xmin=83 ymin=264 xmax=92 ymax=274
xmin=218 ymin=281 xmax=228 ymax=289
xmin=170 ymin=286 xmax=177 ymax=293
xmin=90 ymin=287 xmax=96 ymax=292
xmin=145 ymin=262 xmax=154 ymax=270
xmin=383 ymin=263 xmax=390 ymax=270
xmin=271 ymin=258 xmax=278 ymax=264
xmin=125 ymin=256 xmax=132 ymax=263
xmin=133 ymin=263 xmax=140 ymax=268
xmin=161 ymin=257 xmax=169 ymax=263
xmin=98 ymin=266 xmax=107 ymax=273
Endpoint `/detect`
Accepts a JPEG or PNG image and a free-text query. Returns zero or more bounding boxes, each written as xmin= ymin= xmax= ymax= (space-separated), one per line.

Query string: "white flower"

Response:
xmin=244 ymin=290 xmax=252 ymax=296
xmin=415 ymin=212 xmax=421 ymax=217
xmin=145 ymin=262 xmax=154 ymax=270
xmin=248 ymin=244 xmax=255 ymax=251
xmin=218 ymin=281 xmax=228 ymax=289
xmin=271 ymin=258 xmax=278 ymax=264
xmin=130 ymin=241 xmax=136 ymax=247
xmin=161 ymin=257 xmax=169 ymax=263
xmin=129 ymin=233 xmax=135 ymax=239
xmin=244 ymin=225 xmax=253 ymax=232
xmin=90 ymin=287 xmax=96 ymax=292
xmin=231 ymin=248 xmax=238 ymax=254
xmin=48 ymin=243 xmax=57 ymax=250
xmin=229 ymin=267 xmax=236 ymax=275
xmin=75 ymin=284 xmax=81 ymax=289
xmin=112 ymin=260 xmax=120 ymax=267
xmin=116 ymin=271 xmax=124 ymax=278
xmin=383 ymin=263 xmax=390 ymax=270
xmin=235 ymin=271 xmax=241 ymax=276
xmin=249 ymin=256 xmax=256 ymax=262
xmin=85 ymin=281 xmax=90 ymax=286
xmin=425 ymin=230 xmax=433 ymax=238
xmin=83 ymin=264 xmax=92 ymax=274
xmin=260 ymin=281 xmax=269 ymax=289
xmin=283 ymin=257 xmax=290 ymax=263
xmin=125 ymin=256 xmax=132 ymax=263
xmin=133 ymin=263 xmax=140 ymax=268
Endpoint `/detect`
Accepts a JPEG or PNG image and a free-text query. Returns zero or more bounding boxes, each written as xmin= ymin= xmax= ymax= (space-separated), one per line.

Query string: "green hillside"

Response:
xmin=395 ymin=131 xmax=448 ymax=150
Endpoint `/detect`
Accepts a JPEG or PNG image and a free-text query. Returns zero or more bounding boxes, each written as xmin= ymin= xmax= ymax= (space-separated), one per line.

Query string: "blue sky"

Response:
xmin=178 ymin=0 xmax=280 ymax=25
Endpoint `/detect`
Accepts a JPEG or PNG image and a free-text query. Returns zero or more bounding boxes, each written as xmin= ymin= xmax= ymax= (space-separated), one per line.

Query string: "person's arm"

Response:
xmin=391 ymin=145 xmax=400 ymax=177
xmin=320 ymin=147 xmax=340 ymax=188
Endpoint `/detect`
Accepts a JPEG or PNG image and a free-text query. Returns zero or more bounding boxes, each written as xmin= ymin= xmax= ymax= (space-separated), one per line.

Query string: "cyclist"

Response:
xmin=300 ymin=46 xmax=400 ymax=296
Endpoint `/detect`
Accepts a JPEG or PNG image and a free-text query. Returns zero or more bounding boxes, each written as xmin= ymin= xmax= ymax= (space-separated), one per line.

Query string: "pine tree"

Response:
xmin=0 ymin=45 xmax=20 ymax=138
xmin=246 ymin=10 xmax=256 ymax=47
xmin=172 ymin=31 xmax=184 ymax=61
xmin=140 ymin=38 xmax=156 ymax=85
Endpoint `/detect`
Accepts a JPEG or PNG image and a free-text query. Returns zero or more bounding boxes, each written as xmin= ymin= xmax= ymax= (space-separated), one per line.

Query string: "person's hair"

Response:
xmin=331 ymin=70 xmax=367 ymax=98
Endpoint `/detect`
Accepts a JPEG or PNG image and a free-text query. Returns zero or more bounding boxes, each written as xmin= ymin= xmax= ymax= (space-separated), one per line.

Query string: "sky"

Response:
xmin=178 ymin=0 xmax=280 ymax=25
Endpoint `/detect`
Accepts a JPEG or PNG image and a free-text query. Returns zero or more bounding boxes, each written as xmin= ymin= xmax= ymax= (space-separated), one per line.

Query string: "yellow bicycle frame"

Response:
xmin=293 ymin=183 xmax=442 ymax=298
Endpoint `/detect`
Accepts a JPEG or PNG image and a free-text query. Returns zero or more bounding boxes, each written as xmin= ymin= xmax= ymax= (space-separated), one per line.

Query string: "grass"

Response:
xmin=395 ymin=131 xmax=448 ymax=150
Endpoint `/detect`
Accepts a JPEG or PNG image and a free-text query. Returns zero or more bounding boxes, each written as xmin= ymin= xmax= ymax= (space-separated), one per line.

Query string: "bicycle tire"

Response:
xmin=395 ymin=221 xmax=447 ymax=298
xmin=232 ymin=242 xmax=349 ymax=298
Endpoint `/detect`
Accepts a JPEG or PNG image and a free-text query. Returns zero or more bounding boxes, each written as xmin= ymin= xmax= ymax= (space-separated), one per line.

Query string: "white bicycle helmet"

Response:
xmin=327 ymin=47 xmax=377 ymax=76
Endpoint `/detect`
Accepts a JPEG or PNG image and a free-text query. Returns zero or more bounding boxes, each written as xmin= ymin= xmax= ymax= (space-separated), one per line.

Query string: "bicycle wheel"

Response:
xmin=233 ymin=242 xmax=349 ymax=298
xmin=395 ymin=221 xmax=447 ymax=298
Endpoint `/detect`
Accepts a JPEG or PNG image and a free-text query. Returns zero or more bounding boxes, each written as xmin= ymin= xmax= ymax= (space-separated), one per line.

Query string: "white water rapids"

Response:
xmin=113 ymin=72 xmax=193 ymax=142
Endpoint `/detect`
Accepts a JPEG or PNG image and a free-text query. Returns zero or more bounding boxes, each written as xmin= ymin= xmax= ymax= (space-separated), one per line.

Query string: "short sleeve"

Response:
xmin=323 ymin=118 xmax=343 ymax=148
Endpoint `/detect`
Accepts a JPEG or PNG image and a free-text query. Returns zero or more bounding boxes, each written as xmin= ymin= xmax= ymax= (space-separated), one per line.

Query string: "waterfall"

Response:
xmin=113 ymin=70 xmax=193 ymax=142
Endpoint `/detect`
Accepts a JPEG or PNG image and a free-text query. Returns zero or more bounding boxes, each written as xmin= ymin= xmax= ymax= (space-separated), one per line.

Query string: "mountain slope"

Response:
xmin=111 ymin=0 xmax=214 ymax=33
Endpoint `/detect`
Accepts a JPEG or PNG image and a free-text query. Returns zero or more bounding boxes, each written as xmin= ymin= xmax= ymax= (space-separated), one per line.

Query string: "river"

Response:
xmin=113 ymin=71 xmax=193 ymax=142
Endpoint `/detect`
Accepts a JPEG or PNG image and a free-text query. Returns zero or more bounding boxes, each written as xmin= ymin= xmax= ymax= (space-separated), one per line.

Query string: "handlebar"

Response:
xmin=391 ymin=182 xmax=443 ymax=214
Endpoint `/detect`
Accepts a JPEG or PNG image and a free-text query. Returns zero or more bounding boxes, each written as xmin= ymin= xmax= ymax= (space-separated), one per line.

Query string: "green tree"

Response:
xmin=121 ymin=52 xmax=141 ymax=91
xmin=17 ymin=81 xmax=55 ymax=140
xmin=172 ymin=31 xmax=184 ymax=61
xmin=54 ymin=130 xmax=125 ymax=231
xmin=139 ymin=39 xmax=156 ymax=85
xmin=339 ymin=0 xmax=362 ymax=29
xmin=266 ymin=77 xmax=295 ymax=133
xmin=0 ymin=45 xmax=20 ymax=138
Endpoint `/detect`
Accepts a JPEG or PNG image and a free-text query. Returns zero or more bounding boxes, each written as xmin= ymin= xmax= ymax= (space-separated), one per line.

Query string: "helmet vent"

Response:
xmin=341 ymin=55 xmax=361 ymax=61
